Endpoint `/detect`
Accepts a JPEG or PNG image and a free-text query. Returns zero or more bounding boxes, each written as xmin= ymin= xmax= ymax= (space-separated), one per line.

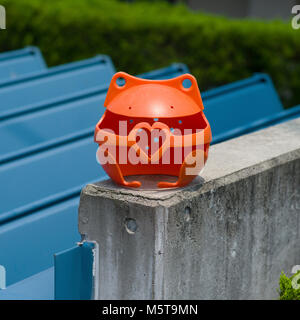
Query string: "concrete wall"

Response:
xmin=79 ymin=118 xmax=300 ymax=299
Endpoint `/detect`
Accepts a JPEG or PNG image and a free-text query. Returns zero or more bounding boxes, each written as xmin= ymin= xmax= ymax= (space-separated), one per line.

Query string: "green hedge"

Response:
xmin=279 ymin=271 xmax=300 ymax=300
xmin=1 ymin=0 xmax=299 ymax=107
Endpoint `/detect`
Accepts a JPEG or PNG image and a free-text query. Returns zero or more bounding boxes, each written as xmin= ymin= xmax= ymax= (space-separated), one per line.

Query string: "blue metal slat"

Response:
xmin=0 ymin=197 xmax=79 ymax=287
xmin=202 ymin=73 xmax=285 ymax=143
xmin=54 ymin=242 xmax=95 ymax=300
xmin=212 ymin=103 xmax=300 ymax=144
xmin=0 ymin=54 xmax=115 ymax=120
xmin=0 ymin=47 xmax=47 ymax=82
xmin=138 ymin=63 xmax=189 ymax=79
xmin=0 ymin=268 xmax=54 ymax=300
xmin=0 ymin=137 xmax=101 ymax=224
xmin=0 ymin=86 xmax=107 ymax=165
xmin=0 ymin=242 xmax=95 ymax=300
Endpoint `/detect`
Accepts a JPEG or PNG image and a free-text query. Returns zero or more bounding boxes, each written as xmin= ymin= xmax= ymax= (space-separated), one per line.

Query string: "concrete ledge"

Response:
xmin=79 ymin=118 xmax=300 ymax=299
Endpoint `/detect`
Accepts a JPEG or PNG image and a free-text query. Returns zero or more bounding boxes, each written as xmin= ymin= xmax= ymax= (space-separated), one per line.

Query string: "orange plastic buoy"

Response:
xmin=94 ymin=72 xmax=212 ymax=188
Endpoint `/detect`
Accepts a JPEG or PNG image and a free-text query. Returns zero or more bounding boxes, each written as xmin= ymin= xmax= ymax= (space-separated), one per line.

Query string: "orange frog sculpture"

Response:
xmin=94 ymin=72 xmax=212 ymax=188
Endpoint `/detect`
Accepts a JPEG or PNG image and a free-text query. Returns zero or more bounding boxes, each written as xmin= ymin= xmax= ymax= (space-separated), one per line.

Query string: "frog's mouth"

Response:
xmin=95 ymin=111 xmax=211 ymax=160
xmin=94 ymin=110 xmax=211 ymax=188
xmin=96 ymin=120 xmax=210 ymax=162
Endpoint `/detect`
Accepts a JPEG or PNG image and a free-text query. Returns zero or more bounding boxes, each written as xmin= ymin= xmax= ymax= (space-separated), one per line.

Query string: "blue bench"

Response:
xmin=202 ymin=73 xmax=300 ymax=144
xmin=0 ymin=197 xmax=79 ymax=289
xmin=0 ymin=47 xmax=46 ymax=83
xmin=138 ymin=63 xmax=189 ymax=80
xmin=0 ymin=268 xmax=54 ymax=300
xmin=0 ymin=55 xmax=115 ymax=120
xmin=0 ymin=63 xmax=190 ymax=299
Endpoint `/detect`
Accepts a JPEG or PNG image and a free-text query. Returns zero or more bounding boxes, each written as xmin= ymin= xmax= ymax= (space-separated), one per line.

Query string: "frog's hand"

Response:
xmin=157 ymin=149 xmax=207 ymax=188
xmin=97 ymin=147 xmax=141 ymax=188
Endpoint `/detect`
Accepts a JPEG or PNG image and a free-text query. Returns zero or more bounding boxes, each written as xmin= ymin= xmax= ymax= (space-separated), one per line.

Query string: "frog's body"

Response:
xmin=95 ymin=72 xmax=211 ymax=188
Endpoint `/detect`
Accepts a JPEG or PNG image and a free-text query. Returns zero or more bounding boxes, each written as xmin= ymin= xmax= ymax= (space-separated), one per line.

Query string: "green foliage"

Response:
xmin=1 ymin=0 xmax=299 ymax=107
xmin=279 ymin=271 xmax=300 ymax=300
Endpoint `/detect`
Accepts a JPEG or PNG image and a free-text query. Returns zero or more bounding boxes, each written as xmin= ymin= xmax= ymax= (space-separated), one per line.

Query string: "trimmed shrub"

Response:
xmin=1 ymin=0 xmax=299 ymax=107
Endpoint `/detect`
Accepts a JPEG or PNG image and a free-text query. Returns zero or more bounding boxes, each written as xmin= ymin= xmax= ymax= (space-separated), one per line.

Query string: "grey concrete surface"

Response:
xmin=79 ymin=118 xmax=300 ymax=299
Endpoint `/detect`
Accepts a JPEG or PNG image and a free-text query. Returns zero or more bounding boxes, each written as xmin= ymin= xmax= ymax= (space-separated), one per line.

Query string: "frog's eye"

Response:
xmin=182 ymin=78 xmax=192 ymax=89
xmin=172 ymin=74 xmax=203 ymax=109
xmin=176 ymin=75 xmax=196 ymax=92
xmin=116 ymin=76 xmax=126 ymax=88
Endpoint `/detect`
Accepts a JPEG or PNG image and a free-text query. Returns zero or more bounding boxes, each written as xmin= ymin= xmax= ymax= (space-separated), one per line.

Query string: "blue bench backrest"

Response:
xmin=0 ymin=55 xmax=115 ymax=120
xmin=201 ymin=73 xmax=285 ymax=143
xmin=0 ymin=198 xmax=79 ymax=288
xmin=0 ymin=47 xmax=46 ymax=82
xmin=138 ymin=63 xmax=189 ymax=79
xmin=0 ymin=63 xmax=189 ymax=288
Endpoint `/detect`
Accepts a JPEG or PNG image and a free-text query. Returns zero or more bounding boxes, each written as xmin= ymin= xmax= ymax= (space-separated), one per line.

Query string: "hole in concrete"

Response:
xmin=125 ymin=218 xmax=138 ymax=234
xmin=184 ymin=206 xmax=191 ymax=222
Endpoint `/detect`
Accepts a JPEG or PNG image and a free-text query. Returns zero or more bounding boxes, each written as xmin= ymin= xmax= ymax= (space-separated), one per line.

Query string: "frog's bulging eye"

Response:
xmin=182 ymin=78 xmax=192 ymax=89
xmin=116 ymin=77 xmax=126 ymax=87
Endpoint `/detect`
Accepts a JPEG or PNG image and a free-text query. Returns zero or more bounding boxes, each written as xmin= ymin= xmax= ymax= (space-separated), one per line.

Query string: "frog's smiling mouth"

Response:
xmin=95 ymin=118 xmax=210 ymax=166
